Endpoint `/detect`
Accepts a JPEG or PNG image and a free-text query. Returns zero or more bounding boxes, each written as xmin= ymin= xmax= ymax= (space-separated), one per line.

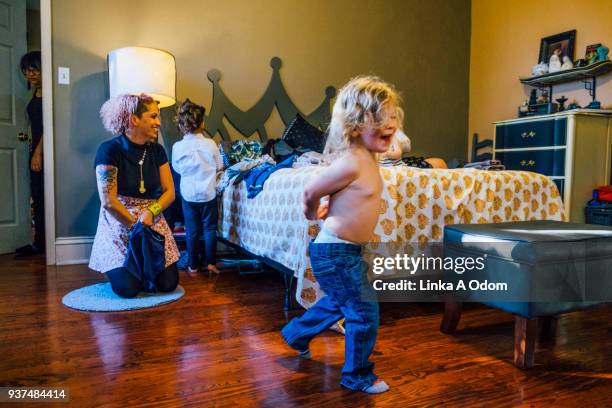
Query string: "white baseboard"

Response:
xmin=55 ymin=236 xmax=94 ymax=265
xmin=52 ymin=236 xmax=233 ymax=266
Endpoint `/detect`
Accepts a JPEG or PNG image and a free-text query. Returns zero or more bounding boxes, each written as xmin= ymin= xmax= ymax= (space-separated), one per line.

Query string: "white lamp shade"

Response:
xmin=108 ymin=46 xmax=176 ymax=108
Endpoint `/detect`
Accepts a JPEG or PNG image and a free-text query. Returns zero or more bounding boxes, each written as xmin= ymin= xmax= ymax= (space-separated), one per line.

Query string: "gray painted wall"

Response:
xmin=52 ymin=0 xmax=470 ymax=237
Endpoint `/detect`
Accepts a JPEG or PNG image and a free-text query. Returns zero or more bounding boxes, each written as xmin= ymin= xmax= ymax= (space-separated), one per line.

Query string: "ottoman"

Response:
xmin=439 ymin=220 xmax=612 ymax=369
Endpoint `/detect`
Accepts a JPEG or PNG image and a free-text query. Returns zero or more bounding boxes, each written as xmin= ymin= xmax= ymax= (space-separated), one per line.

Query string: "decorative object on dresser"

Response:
xmin=529 ymin=89 xmax=537 ymax=105
xmin=537 ymin=30 xmax=576 ymax=67
xmin=518 ymin=100 xmax=529 ymax=117
xmin=548 ymin=49 xmax=562 ymax=73
xmin=574 ymin=58 xmax=587 ymax=68
xmin=597 ymin=45 xmax=609 ymax=63
xmin=585 ymin=43 xmax=601 ymax=65
xmin=584 ymin=43 xmax=610 ymax=66
xmin=555 ymin=95 xmax=568 ymax=111
xmin=532 ymin=62 xmax=549 ymax=76
xmin=561 ymin=56 xmax=574 ymax=70
xmin=493 ymin=110 xmax=612 ymax=222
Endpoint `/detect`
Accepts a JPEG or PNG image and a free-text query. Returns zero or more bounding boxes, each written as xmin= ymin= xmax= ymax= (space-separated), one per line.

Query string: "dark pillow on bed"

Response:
xmin=281 ymin=114 xmax=326 ymax=153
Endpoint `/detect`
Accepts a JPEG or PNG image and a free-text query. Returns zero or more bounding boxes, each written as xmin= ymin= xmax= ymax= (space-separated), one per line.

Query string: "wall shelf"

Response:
xmin=519 ymin=60 xmax=611 ymax=109
xmin=519 ymin=60 xmax=611 ymax=87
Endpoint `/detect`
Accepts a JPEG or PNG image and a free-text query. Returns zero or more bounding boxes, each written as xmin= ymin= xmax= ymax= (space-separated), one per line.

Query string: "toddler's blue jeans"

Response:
xmin=281 ymin=242 xmax=379 ymax=391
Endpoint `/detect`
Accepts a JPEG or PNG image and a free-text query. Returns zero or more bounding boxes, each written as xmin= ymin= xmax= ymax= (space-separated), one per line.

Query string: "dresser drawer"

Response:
xmin=496 ymin=149 xmax=566 ymax=176
xmin=495 ymin=118 xmax=567 ymax=149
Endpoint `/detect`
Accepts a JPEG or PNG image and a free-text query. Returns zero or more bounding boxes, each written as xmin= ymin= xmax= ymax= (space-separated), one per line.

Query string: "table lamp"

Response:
xmin=107 ymin=46 xmax=176 ymax=108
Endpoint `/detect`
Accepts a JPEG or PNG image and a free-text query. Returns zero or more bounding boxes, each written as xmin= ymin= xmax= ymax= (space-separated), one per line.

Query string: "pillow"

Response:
xmin=281 ymin=113 xmax=326 ymax=153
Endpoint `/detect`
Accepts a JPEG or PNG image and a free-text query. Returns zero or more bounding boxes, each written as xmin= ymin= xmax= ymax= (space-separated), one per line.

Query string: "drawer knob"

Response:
xmin=521 ymin=131 xmax=536 ymax=138
xmin=519 ymin=159 xmax=536 ymax=167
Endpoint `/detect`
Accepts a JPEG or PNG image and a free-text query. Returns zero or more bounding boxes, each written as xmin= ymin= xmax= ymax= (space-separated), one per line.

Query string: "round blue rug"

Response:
xmin=62 ymin=283 xmax=185 ymax=312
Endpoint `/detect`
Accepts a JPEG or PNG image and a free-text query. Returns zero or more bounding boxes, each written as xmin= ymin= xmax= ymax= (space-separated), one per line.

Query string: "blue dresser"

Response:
xmin=493 ymin=110 xmax=612 ymax=222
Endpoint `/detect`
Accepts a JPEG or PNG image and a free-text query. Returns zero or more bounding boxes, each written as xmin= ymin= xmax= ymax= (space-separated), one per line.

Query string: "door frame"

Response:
xmin=41 ymin=0 xmax=55 ymax=265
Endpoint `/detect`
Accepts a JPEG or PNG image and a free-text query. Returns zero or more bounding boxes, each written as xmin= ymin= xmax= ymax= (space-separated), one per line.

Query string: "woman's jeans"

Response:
xmin=182 ymin=197 xmax=218 ymax=269
xmin=106 ymin=263 xmax=178 ymax=298
xmin=281 ymin=242 xmax=379 ymax=391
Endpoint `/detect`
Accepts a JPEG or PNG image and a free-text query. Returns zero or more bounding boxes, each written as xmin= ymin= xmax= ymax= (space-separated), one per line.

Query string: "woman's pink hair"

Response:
xmin=99 ymin=93 xmax=155 ymax=134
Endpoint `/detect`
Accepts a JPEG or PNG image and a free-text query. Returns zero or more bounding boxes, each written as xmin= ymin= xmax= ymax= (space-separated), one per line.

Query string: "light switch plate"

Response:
xmin=58 ymin=67 xmax=70 ymax=85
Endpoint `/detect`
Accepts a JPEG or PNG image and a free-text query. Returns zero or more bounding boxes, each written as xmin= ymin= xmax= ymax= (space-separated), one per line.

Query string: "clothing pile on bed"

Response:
xmin=463 ymin=159 xmax=506 ymax=171
xmin=216 ymin=114 xmax=327 ymax=198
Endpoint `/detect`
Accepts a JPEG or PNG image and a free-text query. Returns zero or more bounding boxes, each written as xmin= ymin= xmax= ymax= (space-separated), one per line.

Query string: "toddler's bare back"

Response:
xmin=324 ymin=149 xmax=382 ymax=243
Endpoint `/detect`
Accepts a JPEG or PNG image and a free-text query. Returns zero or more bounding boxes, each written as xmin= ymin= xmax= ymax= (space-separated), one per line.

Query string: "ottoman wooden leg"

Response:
xmin=514 ymin=316 xmax=537 ymax=369
xmin=440 ymin=300 xmax=463 ymax=334
xmin=538 ymin=316 xmax=558 ymax=346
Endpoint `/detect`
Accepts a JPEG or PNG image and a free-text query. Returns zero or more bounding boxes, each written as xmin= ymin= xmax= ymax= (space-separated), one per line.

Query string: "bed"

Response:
xmin=206 ymin=57 xmax=566 ymax=309
xmin=219 ymin=165 xmax=565 ymax=308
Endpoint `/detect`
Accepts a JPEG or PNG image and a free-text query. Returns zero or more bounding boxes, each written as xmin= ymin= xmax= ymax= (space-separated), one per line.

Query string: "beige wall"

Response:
xmin=52 ymin=0 xmax=470 ymax=237
xmin=470 ymin=0 xmax=612 ymax=154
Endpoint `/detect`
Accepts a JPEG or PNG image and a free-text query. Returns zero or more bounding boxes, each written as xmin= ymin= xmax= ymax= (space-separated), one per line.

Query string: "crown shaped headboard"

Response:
xmin=204 ymin=57 xmax=336 ymax=142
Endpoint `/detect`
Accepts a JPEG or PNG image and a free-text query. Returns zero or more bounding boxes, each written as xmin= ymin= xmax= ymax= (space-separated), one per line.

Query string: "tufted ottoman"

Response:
xmin=439 ymin=220 xmax=612 ymax=369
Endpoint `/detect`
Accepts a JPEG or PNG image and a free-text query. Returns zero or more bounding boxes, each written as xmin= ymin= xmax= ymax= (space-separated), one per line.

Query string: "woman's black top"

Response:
xmin=95 ymin=135 xmax=168 ymax=199
xmin=27 ymin=94 xmax=43 ymax=157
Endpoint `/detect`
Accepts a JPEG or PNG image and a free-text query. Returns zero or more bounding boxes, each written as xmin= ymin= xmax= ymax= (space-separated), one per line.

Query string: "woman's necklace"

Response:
xmin=138 ymin=147 xmax=147 ymax=194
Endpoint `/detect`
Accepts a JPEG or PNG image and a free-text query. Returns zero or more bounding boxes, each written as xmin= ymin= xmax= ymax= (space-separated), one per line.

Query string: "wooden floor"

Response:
xmin=0 ymin=254 xmax=610 ymax=407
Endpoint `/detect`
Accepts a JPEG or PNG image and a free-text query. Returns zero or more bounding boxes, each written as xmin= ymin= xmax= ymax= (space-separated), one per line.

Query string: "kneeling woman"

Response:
xmin=89 ymin=94 xmax=180 ymax=298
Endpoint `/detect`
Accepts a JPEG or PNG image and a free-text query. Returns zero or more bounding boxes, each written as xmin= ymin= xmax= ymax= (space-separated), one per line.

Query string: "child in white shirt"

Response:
xmin=172 ymin=99 xmax=223 ymax=273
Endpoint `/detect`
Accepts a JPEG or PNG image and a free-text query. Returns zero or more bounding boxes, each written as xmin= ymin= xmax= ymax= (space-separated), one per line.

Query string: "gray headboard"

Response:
xmin=203 ymin=57 xmax=336 ymax=142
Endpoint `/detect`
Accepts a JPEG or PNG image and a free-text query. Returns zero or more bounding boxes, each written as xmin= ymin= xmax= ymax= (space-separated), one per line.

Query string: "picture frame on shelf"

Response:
xmin=538 ymin=30 xmax=576 ymax=65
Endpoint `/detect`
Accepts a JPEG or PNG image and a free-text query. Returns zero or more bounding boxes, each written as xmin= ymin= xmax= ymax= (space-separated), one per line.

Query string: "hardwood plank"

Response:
xmin=0 ymin=255 xmax=610 ymax=407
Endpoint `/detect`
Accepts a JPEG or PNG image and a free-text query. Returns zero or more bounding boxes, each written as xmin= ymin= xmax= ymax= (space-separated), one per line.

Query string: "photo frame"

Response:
xmin=538 ymin=30 xmax=576 ymax=64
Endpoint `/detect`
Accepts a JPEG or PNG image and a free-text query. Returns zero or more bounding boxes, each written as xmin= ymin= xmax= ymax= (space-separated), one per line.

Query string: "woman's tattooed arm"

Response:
xmin=95 ymin=165 xmax=136 ymax=226
xmin=96 ymin=165 xmax=117 ymax=195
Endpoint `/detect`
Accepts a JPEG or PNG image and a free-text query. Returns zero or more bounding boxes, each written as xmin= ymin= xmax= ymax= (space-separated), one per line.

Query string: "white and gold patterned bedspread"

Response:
xmin=220 ymin=166 xmax=566 ymax=308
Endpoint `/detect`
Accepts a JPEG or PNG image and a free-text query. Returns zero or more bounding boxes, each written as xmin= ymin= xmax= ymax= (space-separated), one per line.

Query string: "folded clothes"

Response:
xmin=244 ymin=154 xmax=298 ymax=198
xmin=462 ymin=164 xmax=506 ymax=171
xmin=481 ymin=165 xmax=506 ymax=171
xmin=464 ymin=159 xmax=501 ymax=168
xmin=216 ymin=155 xmax=275 ymax=195
xmin=293 ymin=151 xmax=326 ymax=168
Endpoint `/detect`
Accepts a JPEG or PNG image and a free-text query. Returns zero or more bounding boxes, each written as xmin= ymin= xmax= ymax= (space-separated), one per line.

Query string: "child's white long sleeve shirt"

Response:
xmin=171 ymin=133 xmax=222 ymax=203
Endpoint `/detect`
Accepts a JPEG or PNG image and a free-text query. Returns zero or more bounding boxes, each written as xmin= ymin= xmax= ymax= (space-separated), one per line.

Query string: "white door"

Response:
xmin=0 ymin=0 xmax=30 ymax=254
